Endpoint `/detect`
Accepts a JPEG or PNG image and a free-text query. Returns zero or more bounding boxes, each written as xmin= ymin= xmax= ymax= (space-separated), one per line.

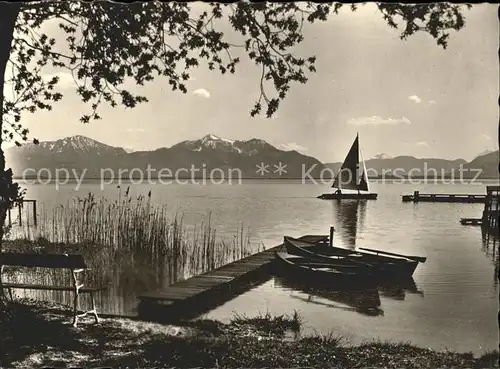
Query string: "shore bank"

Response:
xmin=1 ymin=299 xmax=497 ymax=368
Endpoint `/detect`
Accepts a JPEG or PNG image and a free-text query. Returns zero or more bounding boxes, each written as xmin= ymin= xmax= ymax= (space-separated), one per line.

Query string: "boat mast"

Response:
xmin=358 ymin=135 xmax=370 ymax=194
xmin=357 ymin=132 xmax=360 ymax=194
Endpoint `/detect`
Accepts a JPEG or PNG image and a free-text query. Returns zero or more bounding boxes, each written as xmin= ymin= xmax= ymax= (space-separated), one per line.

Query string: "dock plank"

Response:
xmin=141 ymin=288 xmax=210 ymax=298
xmin=174 ymin=282 xmax=224 ymax=289
xmin=175 ymin=277 xmax=223 ymax=284
xmin=198 ymin=275 xmax=236 ymax=280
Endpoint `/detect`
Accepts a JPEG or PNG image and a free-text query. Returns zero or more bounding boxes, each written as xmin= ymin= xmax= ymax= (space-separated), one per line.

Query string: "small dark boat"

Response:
xmin=284 ymin=236 xmax=424 ymax=277
xmin=274 ymin=250 xmax=376 ymax=287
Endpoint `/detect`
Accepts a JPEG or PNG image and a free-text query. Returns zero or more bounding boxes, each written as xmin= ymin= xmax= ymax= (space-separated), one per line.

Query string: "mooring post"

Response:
xmin=329 ymin=226 xmax=335 ymax=247
xmin=17 ymin=202 xmax=21 ymax=226
xmin=32 ymin=200 xmax=37 ymax=227
xmin=482 ymin=190 xmax=489 ymax=226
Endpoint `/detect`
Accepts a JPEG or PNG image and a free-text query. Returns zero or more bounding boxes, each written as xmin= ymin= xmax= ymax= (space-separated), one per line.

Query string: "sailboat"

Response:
xmin=318 ymin=133 xmax=378 ymax=200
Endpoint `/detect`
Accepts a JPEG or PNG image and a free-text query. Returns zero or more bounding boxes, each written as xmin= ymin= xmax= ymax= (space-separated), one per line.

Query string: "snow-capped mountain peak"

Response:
xmin=173 ymin=134 xmax=276 ymax=155
xmin=9 ymin=135 xmax=126 ymax=156
xmin=182 ymin=134 xmax=238 ymax=151
xmin=202 ymin=133 xmax=219 ymax=140
xmin=200 ymin=134 xmax=235 ymax=145
xmin=60 ymin=135 xmax=103 ymax=152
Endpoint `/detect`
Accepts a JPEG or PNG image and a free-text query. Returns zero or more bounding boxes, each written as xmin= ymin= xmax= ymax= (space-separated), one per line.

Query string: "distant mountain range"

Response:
xmin=324 ymin=156 xmax=469 ymax=179
xmin=460 ymin=150 xmax=499 ymax=178
xmin=5 ymin=134 xmax=499 ymax=180
xmin=5 ymin=135 xmax=325 ymax=179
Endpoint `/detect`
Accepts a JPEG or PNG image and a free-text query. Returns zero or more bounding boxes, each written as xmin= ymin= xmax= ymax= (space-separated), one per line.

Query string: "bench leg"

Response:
xmin=0 ymin=265 xmax=6 ymax=306
xmin=0 ymin=289 xmax=6 ymax=308
xmin=90 ymin=292 xmax=99 ymax=324
xmin=72 ymin=289 xmax=79 ymax=327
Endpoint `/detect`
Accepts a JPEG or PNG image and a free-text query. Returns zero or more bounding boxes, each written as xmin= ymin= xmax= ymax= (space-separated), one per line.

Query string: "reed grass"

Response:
xmin=231 ymin=310 xmax=303 ymax=336
xmin=9 ymin=188 xmax=258 ymax=282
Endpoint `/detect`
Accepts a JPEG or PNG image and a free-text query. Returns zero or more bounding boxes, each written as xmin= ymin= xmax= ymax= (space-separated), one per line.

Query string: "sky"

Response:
xmin=5 ymin=3 xmax=499 ymax=162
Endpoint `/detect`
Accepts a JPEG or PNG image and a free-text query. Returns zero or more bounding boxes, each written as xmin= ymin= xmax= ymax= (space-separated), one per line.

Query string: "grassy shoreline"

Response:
xmin=1 ymin=299 xmax=497 ymax=368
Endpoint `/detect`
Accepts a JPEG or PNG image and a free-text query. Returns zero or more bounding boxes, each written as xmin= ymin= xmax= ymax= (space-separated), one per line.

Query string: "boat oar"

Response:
xmin=358 ymin=247 xmax=427 ymax=263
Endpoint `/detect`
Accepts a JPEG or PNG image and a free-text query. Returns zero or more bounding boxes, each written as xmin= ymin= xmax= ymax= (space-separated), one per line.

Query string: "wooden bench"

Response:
xmin=0 ymin=252 xmax=106 ymax=327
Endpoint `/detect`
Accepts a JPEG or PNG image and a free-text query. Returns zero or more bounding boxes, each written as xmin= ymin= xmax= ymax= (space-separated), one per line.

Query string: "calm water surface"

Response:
xmin=8 ymin=180 xmax=499 ymax=355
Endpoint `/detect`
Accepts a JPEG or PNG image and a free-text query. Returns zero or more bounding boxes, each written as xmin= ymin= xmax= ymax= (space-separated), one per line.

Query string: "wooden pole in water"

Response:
xmin=483 ymin=189 xmax=489 ymax=226
xmin=329 ymin=226 xmax=335 ymax=247
xmin=32 ymin=200 xmax=37 ymax=227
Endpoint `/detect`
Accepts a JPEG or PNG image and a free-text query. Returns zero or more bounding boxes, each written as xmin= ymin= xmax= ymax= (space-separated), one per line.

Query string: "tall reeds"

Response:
xmin=13 ymin=189 xmax=257 ymax=283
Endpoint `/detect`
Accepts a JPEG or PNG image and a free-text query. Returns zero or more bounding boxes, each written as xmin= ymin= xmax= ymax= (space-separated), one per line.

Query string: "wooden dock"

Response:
xmin=459 ymin=186 xmax=499 ymax=239
xmin=402 ymin=191 xmax=486 ymax=203
xmin=137 ymin=234 xmax=329 ymax=323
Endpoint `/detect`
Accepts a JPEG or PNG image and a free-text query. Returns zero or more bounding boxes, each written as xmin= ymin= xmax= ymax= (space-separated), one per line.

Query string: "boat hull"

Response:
xmin=274 ymin=251 xmax=376 ymax=287
xmin=284 ymin=237 xmax=419 ymax=277
xmin=318 ymin=192 xmax=378 ymax=200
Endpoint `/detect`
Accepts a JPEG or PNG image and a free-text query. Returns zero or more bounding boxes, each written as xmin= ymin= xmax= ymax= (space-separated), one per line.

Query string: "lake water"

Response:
xmin=6 ymin=180 xmax=499 ymax=355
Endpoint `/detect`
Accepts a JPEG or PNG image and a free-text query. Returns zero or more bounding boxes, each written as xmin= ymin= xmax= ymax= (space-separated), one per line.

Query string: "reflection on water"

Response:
xmin=274 ymin=276 xmax=384 ymax=317
xmin=377 ymin=277 xmax=424 ymax=299
xmin=480 ymin=230 xmax=499 ymax=287
xmin=357 ymin=200 xmax=367 ymax=234
xmin=481 ymin=229 xmax=499 ymax=262
xmin=332 ymin=199 xmax=368 ymax=249
xmin=274 ymin=274 xmax=424 ymax=318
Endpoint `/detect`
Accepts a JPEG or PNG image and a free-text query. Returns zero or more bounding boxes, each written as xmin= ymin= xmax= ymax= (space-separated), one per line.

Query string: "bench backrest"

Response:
xmin=0 ymin=252 xmax=87 ymax=269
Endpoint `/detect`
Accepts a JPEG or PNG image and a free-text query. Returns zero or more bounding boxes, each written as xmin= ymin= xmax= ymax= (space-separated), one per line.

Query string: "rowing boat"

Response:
xmin=274 ymin=250 xmax=376 ymax=287
xmin=283 ymin=236 xmax=423 ymax=277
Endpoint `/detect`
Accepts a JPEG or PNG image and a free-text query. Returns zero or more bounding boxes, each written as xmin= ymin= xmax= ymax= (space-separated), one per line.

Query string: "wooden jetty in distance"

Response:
xmin=137 ymin=234 xmax=329 ymax=323
xmin=402 ymin=191 xmax=486 ymax=203
xmin=460 ymin=186 xmax=499 ymax=237
xmin=480 ymin=186 xmax=499 ymax=236
xmin=460 ymin=218 xmax=483 ymax=226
